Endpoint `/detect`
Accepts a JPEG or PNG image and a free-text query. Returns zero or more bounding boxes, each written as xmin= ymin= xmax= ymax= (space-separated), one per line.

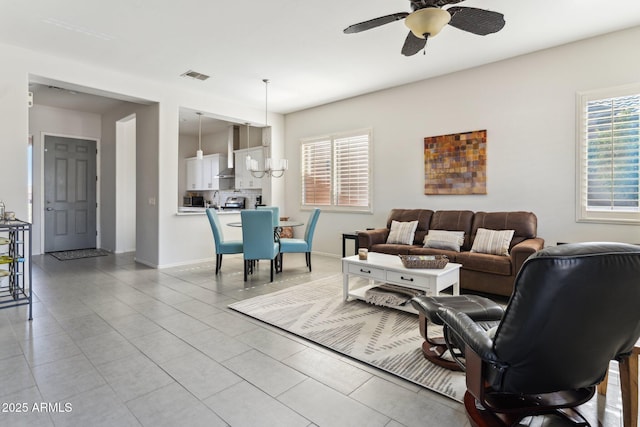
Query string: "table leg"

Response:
xmin=343 ymin=274 xmax=350 ymax=301
xmin=452 ymin=280 xmax=460 ymax=296
xmin=342 ymin=236 xmax=346 ymax=258
xmin=620 ymin=352 xmax=638 ymax=427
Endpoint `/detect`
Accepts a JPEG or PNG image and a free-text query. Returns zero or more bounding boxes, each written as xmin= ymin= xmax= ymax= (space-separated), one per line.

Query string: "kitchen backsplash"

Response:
xmin=202 ymin=188 xmax=262 ymax=209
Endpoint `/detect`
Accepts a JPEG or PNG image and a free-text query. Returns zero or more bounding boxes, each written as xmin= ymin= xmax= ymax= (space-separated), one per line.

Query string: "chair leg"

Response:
xmin=307 ymin=252 xmax=312 ymax=272
xmin=278 ymin=253 xmax=283 ymax=272
xmin=270 ymin=259 xmax=274 ymax=282
xmin=620 ymin=353 xmax=638 ymax=427
xmin=215 ymin=254 xmax=222 ymax=274
xmin=243 ymin=260 xmax=248 ymax=281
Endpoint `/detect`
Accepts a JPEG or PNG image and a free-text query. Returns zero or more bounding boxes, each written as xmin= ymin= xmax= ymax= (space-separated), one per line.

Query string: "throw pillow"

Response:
xmin=386 ymin=220 xmax=419 ymax=245
xmin=470 ymin=228 xmax=515 ymax=256
xmin=423 ymin=230 xmax=465 ymax=252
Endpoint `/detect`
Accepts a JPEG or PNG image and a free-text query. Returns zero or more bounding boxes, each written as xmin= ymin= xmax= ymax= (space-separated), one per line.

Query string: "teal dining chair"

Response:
xmin=206 ymin=208 xmax=243 ymax=274
xmin=257 ymin=206 xmax=279 ymax=228
xmin=241 ymin=210 xmax=280 ymax=282
xmin=257 ymin=205 xmax=281 ymax=270
xmin=278 ymin=208 xmax=321 ymax=272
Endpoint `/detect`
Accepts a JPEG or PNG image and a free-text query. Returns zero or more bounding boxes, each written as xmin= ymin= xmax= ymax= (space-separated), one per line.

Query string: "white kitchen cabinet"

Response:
xmin=186 ymin=157 xmax=203 ymax=191
xmin=234 ymin=147 xmax=265 ymax=189
xmin=186 ymin=154 xmax=232 ymax=191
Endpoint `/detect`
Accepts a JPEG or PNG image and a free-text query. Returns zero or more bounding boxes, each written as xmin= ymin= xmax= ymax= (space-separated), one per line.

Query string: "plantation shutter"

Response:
xmin=584 ymin=94 xmax=640 ymax=211
xmin=301 ymin=139 xmax=332 ymax=205
xmin=334 ymin=133 xmax=370 ymax=207
xmin=300 ymin=129 xmax=372 ymax=211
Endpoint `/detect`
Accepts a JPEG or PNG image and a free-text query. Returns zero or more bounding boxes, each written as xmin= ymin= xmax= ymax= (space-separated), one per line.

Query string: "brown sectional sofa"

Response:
xmin=357 ymin=209 xmax=544 ymax=297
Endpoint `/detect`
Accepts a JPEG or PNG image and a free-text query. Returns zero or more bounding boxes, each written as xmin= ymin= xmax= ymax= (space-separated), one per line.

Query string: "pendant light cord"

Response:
xmin=196 ymin=112 xmax=203 ymax=159
xmin=198 ymin=113 xmax=202 ymax=151
xmin=263 ymin=79 xmax=269 ymax=126
xmin=246 ymin=123 xmax=250 ymax=149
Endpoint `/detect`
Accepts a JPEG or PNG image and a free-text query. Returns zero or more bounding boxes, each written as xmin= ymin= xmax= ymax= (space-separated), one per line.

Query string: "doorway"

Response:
xmin=43 ymin=135 xmax=97 ymax=252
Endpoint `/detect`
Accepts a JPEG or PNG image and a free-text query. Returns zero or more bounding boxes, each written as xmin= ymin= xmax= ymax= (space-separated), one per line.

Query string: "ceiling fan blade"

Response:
xmin=401 ymin=31 xmax=427 ymax=56
xmin=416 ymin=0 xmax=465 ymax=8
xmin=447 ymin=7 xmax=505 ymax=35
xmin=343 ymin=12 xmax=409 ymax=34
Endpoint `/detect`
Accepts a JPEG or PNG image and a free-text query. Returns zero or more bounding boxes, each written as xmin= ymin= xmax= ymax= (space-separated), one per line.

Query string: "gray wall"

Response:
xmin=135 ymin=103 xmax=160 ymax=266
xmin=283 ymin=26 xmax=640 ymax=256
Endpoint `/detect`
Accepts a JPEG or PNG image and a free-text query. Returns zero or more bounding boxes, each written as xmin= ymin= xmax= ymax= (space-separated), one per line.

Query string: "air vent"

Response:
xmin=181 ymin=70 xmax=210 ymax=81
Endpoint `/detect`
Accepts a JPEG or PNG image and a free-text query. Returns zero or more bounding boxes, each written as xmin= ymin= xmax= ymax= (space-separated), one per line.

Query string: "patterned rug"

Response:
xmin=48 ymin=248 xmax=110 ymax=261
xmin=228 ymin=274 xmax=466 ymax=402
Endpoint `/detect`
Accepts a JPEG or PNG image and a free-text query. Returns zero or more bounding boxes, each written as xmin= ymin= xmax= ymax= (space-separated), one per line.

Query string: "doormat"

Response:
xmin=48 ymin=248 xmax=110 ymax=261
xmin=228 ymin=274 xmax=466 ymax=402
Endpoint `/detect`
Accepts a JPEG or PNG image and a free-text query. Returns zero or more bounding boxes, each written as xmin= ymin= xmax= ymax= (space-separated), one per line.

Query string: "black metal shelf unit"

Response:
xmin=0 ymin=220 xmax=32 ymax=320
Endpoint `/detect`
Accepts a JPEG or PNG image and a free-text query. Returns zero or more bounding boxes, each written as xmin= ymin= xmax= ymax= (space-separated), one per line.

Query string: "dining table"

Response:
xmin=227 ymin=219 xmax=305 ymax=243
xmin=226 ymin=220 xmax=304 ymax=228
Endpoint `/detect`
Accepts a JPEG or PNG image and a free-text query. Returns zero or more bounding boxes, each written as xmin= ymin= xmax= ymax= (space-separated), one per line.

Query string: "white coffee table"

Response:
xmin=342 ymin=252 xmax=461 ymax=313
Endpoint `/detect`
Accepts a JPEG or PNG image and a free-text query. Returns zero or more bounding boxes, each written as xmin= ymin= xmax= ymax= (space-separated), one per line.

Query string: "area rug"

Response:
xmin=48 ymin=248 xmax=110 ymax=261
xmin=228 ymin=274 xmax=466 ymax=402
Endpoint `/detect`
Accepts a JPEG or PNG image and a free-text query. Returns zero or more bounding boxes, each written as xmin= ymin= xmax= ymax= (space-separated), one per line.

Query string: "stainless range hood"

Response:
xmin=217 ymin=167 xmax=235 ymax=178
xmin=225 ymin=125 xmax=240 ymax=173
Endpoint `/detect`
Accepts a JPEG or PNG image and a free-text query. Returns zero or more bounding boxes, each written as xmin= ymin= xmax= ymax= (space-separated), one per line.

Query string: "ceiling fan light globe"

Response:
xmin=405 ymin=8 xmax=451 ymax=39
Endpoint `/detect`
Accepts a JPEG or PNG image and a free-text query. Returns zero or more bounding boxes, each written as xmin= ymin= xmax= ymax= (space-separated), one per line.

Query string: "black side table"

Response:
xmin=342 ymin=232 xmax=359 ymax=258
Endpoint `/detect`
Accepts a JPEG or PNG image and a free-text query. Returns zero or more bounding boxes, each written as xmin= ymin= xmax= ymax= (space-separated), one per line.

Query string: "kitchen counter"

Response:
xmin=176 ymin=207 xmax=241 ymax=216
xmin=175 ymin=207 xmax=243 ymax=241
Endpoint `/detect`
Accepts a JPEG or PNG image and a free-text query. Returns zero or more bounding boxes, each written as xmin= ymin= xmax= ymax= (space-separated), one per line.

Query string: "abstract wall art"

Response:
xmin=424 ymin=129 xmax=487 ymax=195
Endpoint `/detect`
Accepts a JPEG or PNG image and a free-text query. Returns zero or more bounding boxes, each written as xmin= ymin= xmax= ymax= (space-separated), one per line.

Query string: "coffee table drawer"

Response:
xmin=347 ymin=263 xmax=386 ymax=280
xmin=386 ymin=270 xmax=432 ymax=288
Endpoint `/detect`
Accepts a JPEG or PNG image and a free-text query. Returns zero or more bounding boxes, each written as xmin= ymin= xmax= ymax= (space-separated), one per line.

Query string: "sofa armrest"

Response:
xmin=511 ymin=237 xmax=545 ymax=274
xmin=358 ymin=228 xmax=389 ymax=250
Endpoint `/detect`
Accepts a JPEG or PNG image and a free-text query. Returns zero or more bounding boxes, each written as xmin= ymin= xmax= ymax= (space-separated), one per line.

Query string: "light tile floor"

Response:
xmin=0 ymin=252 xmax=626 ymax=426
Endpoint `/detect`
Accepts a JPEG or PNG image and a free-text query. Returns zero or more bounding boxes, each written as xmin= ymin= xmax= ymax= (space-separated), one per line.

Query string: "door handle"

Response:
xmin=46 ymin=207 xmax=54 ymax=211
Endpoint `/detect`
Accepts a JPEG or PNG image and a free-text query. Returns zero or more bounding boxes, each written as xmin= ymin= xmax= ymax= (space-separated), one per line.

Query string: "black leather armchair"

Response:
xmin=437 ymin=242 xmax=640 ymax=426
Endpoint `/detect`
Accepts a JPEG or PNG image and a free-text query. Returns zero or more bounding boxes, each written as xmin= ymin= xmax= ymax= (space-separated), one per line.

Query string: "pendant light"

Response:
xmin=196 ymin=112 xmax=204 ymax=160
xmin=246 ymin=79 xmax=288 ymax=178
xmin=244 ymin=122 xmax=253 ymax=171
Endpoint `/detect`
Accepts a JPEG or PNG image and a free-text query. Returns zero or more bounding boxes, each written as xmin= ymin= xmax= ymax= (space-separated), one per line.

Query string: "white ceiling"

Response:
xmin=5 ymin=0 xmax=640 ymax=115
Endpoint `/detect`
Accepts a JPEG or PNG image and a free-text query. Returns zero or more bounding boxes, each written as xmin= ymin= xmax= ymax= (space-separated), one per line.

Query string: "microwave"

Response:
xmin=184 ymin=195 xmax=205 ymax=207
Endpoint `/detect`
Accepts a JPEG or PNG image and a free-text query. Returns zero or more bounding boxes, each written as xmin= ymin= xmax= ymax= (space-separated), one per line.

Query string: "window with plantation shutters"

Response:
xmin=577 ymin=86 xmax=640 ymax=224
xmin=301 ymin=130 xmax=372 ymax=212
xmin=301 ymin=138 xmax=331 ymax=205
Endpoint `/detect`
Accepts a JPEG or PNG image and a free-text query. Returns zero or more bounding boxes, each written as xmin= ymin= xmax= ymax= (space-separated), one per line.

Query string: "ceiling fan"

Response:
xmin=343 ymin=0 xmax=506 ymax=56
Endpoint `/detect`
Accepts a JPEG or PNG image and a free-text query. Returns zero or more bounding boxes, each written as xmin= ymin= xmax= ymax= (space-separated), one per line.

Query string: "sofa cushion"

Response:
xmin=387 ymin=220 xmax=418 ymax=245
xmin=429 ymin=210 xmax=475 ymax=250
xmin=423 ymin=230 xmax=465 ymax=252
xmin=471 ymin=211 xmax=537 ymax=250
xmin=471 ymin=228 xmax=515 ymax=256
xmin=386 ymin=209 xmax=433 ymax=245
xmin=456 ymin=252 xmax=513 ymax=276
